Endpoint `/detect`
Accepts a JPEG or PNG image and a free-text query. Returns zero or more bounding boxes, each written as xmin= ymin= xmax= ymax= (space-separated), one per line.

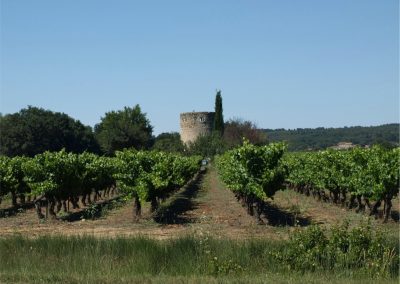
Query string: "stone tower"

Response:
xmin=180 ymin=112 xmax=215 ymax=145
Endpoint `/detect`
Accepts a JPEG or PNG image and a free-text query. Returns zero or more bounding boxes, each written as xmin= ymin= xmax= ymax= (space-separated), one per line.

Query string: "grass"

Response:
xmin=0 ymin=234 xmax=398 ymax=284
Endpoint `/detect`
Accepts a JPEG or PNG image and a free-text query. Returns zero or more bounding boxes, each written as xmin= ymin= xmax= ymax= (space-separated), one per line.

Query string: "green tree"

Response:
xmin=152 ymin=132 xmax=185 ymax=153
xmin=0 ymin=106 xmax=99 ymax=157
xmin=186 ymin=133 xmax=226 ymax=157
xmin=213 ymin=90 xmax=224 ymax=135
xmin=94 ymin=105 xmax=153 ymax=155
xmin=223 ymin=118 xmax=267 ymax=149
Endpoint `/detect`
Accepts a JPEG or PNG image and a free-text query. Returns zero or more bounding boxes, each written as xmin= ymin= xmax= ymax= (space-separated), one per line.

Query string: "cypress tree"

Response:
xmin=213 ymin=90 xmax=224 ymax=135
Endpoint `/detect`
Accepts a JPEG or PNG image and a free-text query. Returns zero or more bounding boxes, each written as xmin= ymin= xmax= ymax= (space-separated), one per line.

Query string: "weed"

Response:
xmin=0 ymin=233 xmax=398 ymax=283
xmin=271 ymin=220 xmax=399 ymax=278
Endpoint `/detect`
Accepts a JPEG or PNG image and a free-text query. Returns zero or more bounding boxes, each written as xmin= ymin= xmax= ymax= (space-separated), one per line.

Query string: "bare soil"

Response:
xmin=0 ymin=165 xmax=398 ymax=239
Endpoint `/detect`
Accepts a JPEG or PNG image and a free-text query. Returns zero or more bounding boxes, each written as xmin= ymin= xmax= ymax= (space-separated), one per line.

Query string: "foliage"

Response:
xmin=213 ymin=90 xmax=224 ymax=135
xmin=152 ymin=132 xmax=185 ymax=153
xmin=78 ymin=152 xmax=116 ymax=197
xmin=264 ymin=123 xmax=399 ymax=151
xmin=271 ymin=222 xmax=398 ymax=278
xmin=216 ymin=141 xmax=286 ymax=222
xmin=186 ymin=116 xmax=269 ymax=157
xmin=114 ymin=149 xmax=201 ymax=213
xmin=223 ymin=118 xmax=267 ymax=149
xmin=216 ymin=140 xmax=287 ymax=200
xmin=0 ymin=156 xmax=31 ymax=205
xmin=23 ymin=150 xmax=84 ymax=197
xmin=1 ymin=148 xmax=200 ymax=219
xmin=81 ymin=198 xmax=126 ymax=220
xmin=94 ymin=105 xmax=153 ymax=155
xmin=185 ymin=133 xmax=226 ymax=157
xmin=9 ymin=150 xmax=118 ymax=218
xmin=82 ymin=202 xmax=102 ymax=220
xmin=283 ymin=146 xmax=400 ymax=221
xmin=0 ymin=106 xmax=99 ymax=157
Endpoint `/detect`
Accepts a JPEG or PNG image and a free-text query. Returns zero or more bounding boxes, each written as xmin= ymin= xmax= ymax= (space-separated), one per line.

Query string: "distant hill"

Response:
xmin=262 ymin=123 xmax=399 ymax=151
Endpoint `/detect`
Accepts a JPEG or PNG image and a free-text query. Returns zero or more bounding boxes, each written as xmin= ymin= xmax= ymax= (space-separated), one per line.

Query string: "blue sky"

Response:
xmin=1 ymin=0 xmax=398 ymax=135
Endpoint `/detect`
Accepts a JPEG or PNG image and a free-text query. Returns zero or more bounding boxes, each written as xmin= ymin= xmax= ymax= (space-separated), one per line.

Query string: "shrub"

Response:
xmin=271 ymin=221 xmax=398 ymax=278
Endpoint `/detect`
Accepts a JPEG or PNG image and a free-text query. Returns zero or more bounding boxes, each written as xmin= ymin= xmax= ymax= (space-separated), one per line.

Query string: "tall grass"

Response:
xmin=0 ymin=233 xmax=398 ymax=283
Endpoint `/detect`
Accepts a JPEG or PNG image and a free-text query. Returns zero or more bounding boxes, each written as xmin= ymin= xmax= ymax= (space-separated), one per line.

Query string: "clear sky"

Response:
xmin=1 ymin=0 xmax=398 ymax=135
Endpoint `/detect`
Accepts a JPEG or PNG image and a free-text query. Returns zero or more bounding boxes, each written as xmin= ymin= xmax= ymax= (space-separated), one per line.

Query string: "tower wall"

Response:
xmin=180 ymin=112 xmax=215 ymax=144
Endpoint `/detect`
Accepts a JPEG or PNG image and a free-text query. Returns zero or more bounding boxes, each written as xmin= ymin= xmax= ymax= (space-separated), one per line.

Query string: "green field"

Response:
xmin=0 ymin=233 xmax=398 ymax=284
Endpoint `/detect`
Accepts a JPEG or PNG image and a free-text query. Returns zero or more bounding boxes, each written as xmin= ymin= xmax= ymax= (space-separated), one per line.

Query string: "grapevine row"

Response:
xmin=282 ymin=146 xmax=400 ymax=222
xmin=0 ymin=150 xmax=201 ymax=220
xmin=216 ymin=141 xmax=399 ymax=223
xmin=216 ymin=141 xmax=287 ymax=223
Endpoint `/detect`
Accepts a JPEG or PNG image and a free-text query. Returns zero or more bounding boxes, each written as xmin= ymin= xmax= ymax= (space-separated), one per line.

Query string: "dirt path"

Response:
xmin=0 ymin=164 xmax=398 ymax=239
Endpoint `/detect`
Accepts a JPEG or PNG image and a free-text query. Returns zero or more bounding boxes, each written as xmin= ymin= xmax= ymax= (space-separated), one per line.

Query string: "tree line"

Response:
xmin=0 ymin=105 xmax=154 ymax=157
xmin=4 ymin=92 xmax=393 ymax=158
xmin=0 ymin=91 xmax=268 ymax=157
xmin=263 ymin=124 xmax=399 ymax=151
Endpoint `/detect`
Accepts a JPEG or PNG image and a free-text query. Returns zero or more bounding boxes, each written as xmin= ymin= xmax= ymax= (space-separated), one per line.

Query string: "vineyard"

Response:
xmin=1 ymin=143 xmax=399 ymax=223
xmin=0 ymin=150 xmax=201 ymax=220
xmin=283 ymin=146 xmax=400 ymax=222
xmin=0 ymin=144 xmax=399 ymax=283
xmin=216 ymin=141 xmax=400 ymax=223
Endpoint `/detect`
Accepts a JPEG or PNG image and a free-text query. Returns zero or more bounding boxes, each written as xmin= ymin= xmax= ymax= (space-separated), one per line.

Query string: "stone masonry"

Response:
xmin=180 ymin=112 xmax=215 ymax=144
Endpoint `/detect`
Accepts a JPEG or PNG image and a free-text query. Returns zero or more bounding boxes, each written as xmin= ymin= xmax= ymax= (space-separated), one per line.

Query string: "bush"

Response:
xmin=271 ymin=221 xmax=398 ymax=278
